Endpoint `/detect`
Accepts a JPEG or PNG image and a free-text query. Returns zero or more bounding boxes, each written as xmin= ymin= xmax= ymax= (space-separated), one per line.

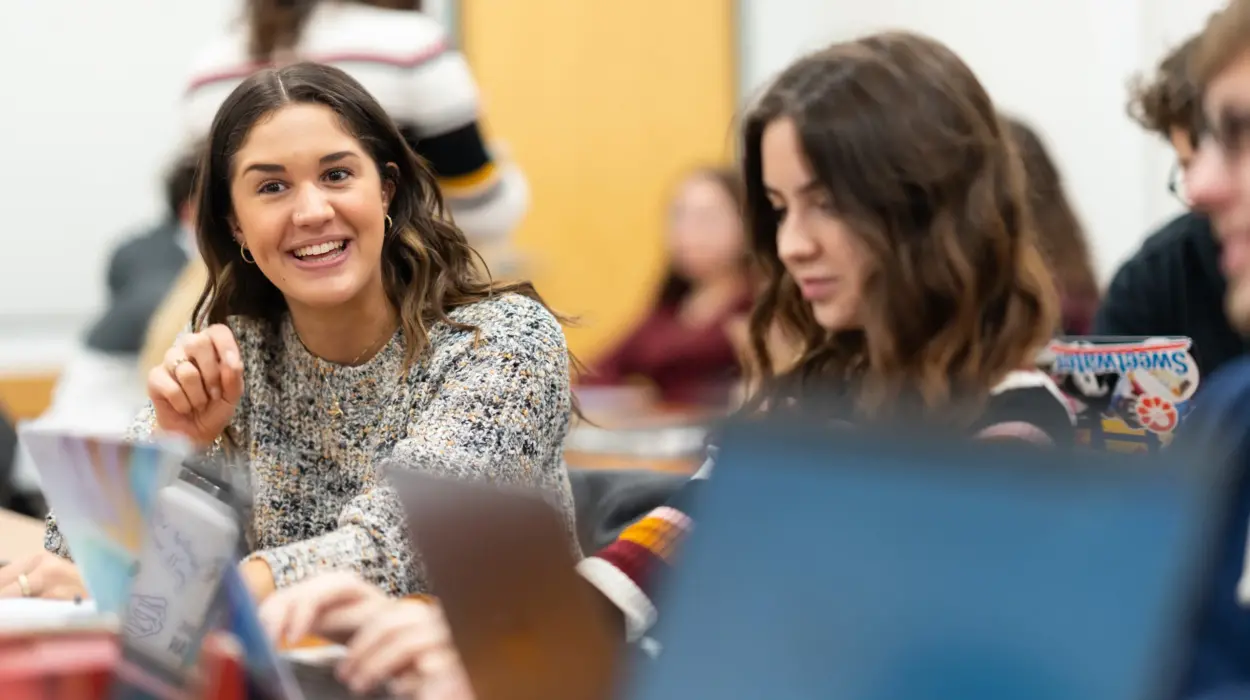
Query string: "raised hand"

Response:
xmin=147 ymin=323 xmax=244 ymax=448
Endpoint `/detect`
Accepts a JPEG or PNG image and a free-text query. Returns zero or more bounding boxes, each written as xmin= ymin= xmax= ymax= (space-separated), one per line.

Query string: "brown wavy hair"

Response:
xmin=1194 ymin=0 xmax=1250 ymax=92
xmin=1127 ymin=35 xmax=1203 ymax=143
xmin=192 ymin=62 xmax=559 ymax=372
xmin=1003 ymin=116 xmax=1100 ymax=329
xmin=740 ymin=32 xmax=1059 ymax=425
xmin=246 ymin=0 xmax=423 ymax=61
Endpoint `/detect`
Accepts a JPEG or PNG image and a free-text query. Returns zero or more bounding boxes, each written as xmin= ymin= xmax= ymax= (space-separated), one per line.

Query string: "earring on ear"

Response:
xmin=385 ymin=214 xmax=394 ymax=234
xmin=239 ymin=243 xmax=255 ymax=264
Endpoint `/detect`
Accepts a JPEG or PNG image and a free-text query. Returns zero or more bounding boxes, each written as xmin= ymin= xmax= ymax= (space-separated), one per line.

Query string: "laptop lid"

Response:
xmin=626 ymin=420 xmax=1234 ymax=700
xmin=390 ymin=469 xmax=621 ymax=700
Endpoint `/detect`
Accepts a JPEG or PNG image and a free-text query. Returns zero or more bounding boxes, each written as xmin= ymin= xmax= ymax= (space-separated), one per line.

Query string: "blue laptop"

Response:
xmin=625 ymin=420 xmax=1236 ymax=700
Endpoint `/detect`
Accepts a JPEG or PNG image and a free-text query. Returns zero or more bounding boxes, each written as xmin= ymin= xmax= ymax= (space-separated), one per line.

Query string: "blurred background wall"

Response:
xmin=0 ymin=0 xmax=1225 ymax=413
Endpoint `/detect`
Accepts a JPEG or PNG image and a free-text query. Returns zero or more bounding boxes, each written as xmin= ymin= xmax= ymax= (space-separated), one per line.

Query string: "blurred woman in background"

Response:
xmin=581 ymin=167 xmax=753 ymax=409
xmin=1003 ymin=117 xmax=1101 ymax=335
xmin=183 ymin=0 xmax=527 ymax=249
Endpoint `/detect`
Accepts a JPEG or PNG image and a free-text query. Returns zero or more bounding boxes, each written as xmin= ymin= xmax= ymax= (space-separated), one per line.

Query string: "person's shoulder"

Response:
xmin=1129 ymin=211 xmax=1215 ymax=263
xmin=186 ymin=26 xmax=251 ymax=86
xmin=1199 ymin=356 xmax=1250 ymax=405
xmin=444 ymin=293 xmax=566 ymax=353
xmin=108 ymin=221 xmax=184 ymax=271
xmin=975 ymin=370 xmax=1077 ymax=445
xmin=305 ymin=4 xmax=448 ymax=57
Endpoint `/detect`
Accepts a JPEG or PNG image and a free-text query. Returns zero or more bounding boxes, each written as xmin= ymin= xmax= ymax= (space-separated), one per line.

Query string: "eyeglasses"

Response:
xmin=1167 ymin=162 xmax=1189 ymax=205
xmin=1199 ymin=108 xmax=1250 ymax=161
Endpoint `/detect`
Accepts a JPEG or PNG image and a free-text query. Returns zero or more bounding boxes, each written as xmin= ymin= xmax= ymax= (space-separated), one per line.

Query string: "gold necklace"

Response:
xmin=323 ymin=326 xmax=396 ymax=419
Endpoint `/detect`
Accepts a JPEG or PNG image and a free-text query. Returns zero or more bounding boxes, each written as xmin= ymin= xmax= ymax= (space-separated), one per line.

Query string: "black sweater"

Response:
xmin=1094 ymin=212 xmax=1247 ymax=378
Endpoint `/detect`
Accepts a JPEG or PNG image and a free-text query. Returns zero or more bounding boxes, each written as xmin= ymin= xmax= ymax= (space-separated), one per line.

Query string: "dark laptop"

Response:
xmin=392 ymin=470 xmax=622 ymax=700
xmin=623 ymin=420 xmax=1235 ymax=700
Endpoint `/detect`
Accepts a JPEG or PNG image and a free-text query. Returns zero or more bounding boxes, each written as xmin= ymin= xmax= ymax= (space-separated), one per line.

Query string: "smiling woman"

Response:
xmin=14 ymin=62 xmax=581 ymax=603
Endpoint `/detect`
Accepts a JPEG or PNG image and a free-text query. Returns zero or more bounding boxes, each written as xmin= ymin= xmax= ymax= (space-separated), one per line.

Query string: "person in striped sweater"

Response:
xmin=256 ymin=31 xmax=1076 ymax=697
xmin=183 ymin=0 xmax=527 ymax=248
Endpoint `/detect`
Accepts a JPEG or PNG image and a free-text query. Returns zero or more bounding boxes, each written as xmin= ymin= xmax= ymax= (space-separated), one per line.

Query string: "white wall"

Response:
xmin=0 ymin=0 xmax=242 ymax=370
xmin=739 ymin=0 xmax=1225 ymax=284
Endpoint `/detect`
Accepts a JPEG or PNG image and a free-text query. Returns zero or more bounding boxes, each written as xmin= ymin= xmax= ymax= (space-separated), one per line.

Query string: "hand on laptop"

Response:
xmin=147 ymin=324 xmax=244 ymax=448
xmin=259 ymin=572 xmax=474 ymax=698
xmin=260 ymin=571 xmax=390 ymax=646
xmin=0 ymin=551 xmax=88 ymax=600
xmin=338 ymin=598 xmax=474 ymax=699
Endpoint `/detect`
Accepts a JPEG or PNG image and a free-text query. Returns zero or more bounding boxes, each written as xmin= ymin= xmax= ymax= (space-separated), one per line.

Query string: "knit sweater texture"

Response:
xmin=44 ymin=293 xmax=580 ymax=595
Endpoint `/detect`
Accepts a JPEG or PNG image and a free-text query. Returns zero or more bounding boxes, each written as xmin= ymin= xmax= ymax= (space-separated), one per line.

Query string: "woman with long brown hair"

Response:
xmin=249 ymin=32 xmax=1076 ymax=695
xmin=5 ymin=62 xmax=578 ymax=604
xmin=1003 ymin=116 xmax=1101 ymax=335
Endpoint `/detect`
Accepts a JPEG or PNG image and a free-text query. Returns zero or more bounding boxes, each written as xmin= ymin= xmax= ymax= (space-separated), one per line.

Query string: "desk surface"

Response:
xmin=0 ymin=509 xmax=44 ymax=563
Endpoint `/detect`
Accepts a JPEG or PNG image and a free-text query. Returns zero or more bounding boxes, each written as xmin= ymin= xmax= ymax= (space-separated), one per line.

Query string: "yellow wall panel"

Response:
xmin=461 ymin=1 xmax=737 ymax=361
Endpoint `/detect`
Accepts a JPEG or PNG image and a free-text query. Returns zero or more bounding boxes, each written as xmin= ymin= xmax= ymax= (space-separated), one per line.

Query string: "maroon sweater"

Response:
xmin=585 ymin=296 xmax=752 ymax=408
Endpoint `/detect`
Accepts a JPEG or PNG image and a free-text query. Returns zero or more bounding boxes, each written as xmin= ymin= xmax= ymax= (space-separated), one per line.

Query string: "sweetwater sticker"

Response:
xmin=1044 ymin=337 xmax=1200 ymax=452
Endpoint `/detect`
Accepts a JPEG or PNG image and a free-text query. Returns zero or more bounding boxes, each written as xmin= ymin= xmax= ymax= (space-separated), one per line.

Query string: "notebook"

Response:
xmin=17 ymin=424 xmax=188 ymax=615
xmin=18 ymin=426 xmax=307 ymax=699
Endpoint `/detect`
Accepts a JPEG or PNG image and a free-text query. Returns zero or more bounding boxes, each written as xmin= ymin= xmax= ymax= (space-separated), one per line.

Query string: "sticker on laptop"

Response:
xmin=1041 ymin=336 xmax=1199 ymax=452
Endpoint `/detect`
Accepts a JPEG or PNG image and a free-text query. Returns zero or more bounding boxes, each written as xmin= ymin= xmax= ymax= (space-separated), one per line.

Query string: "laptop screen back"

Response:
xmin=627 ymin=426 xmax=1227 ymax=700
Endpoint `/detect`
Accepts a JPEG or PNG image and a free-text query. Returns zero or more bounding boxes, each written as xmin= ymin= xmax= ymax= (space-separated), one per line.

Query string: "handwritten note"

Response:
xmin=123 ymin=479 xmax=240 ymax=672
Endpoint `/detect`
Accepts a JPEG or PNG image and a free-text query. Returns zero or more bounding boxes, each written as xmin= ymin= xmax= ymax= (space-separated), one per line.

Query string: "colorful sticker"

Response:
xmin=1042 ymin=336 xmax=1200 ymax=452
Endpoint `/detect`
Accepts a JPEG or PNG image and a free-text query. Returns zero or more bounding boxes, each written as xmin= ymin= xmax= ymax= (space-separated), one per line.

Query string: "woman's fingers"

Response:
xmin=205 ymin=324 xmax=245 ymax=403
xmin=340 ymin=602 xmax=450 ymax=691
xmin=346 ymin=631 xmax=423 ymax=695
xmin=0 ymin=555 xmax=35 ymax=591
xmin=0 ymin=553 xmax=84 ymax=599
xmin=161 ymin=344 xmax=207 ymax=411
xmin=150 ymin=362 xmax=193 ymax=415
xmin=286 ymin=578 xmax=377 ymax=645
xmin=172 ymin=357 xmax=209 ymax=411
xmin=180 ymin=331 xmax=222 ymax=402
xmin=258 ymin=572 xmax=383 ymax=644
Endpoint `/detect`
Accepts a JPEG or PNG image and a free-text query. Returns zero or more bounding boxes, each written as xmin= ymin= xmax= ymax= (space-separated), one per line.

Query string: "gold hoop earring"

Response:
xmin=385 ymin=214 xmax=394 ymax=234
xmin=240 ymin=243 xmax=255 ymax=264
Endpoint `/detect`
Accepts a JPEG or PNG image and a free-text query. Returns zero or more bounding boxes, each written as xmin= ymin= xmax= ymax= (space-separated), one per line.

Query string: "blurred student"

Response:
xmin=1003 ymin=117 xmax=1101 ymax=335
xmin=256 ymin=32 xmax=1077 ymax=696
xmin=1177 ymin=1 xmax=1250 ymax=696
xmin=581 ymin=167 xmax=753 ymax=409
xmin=182 ymin=0 xmax=527 ymax=248
xmin=6 ymin=150 xmax=199 ymax=513
xmin=1096 ymin=32 xmax=1247 ymax=375
xmin=0 ymin=63 xmax=577 ymax=604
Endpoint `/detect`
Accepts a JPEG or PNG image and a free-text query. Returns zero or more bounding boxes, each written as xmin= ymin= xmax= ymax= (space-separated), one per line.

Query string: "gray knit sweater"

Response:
xmin=44 ymin=293 xmax=580 ymax=595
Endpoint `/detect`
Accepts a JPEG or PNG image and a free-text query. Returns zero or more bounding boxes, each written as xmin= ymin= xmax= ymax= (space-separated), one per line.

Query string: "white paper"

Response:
xmin=0 ymin=598 xmax=100 ymax=628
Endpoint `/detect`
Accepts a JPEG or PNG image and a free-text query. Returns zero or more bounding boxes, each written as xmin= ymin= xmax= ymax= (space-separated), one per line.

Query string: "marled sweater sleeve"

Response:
xmin=248 ymin=296 xmax=578 ymax=594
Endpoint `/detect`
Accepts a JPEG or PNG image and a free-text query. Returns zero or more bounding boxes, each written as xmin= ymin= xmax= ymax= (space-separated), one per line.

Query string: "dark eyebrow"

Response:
xmin=320 ymin=150 xmax=357 ymax=165
xmin=240 ymin=151 xmax=360 ymax=177
xmin=764 ymin=179 xmax=822 ymax=198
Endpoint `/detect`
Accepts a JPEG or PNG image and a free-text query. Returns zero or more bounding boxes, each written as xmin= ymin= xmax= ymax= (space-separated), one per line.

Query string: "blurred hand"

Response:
xmin=147 ymin=323 xmax=244 ymax=448
xmin=258 ymin=573 xmax=474 ymax=698
xmin=0 ymin=551 xmax=88 ymax=600
xmin=338 ymin=599 xmax=474 ymax=699
xmin=258 ymin=572 xmax=389 ymax=647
